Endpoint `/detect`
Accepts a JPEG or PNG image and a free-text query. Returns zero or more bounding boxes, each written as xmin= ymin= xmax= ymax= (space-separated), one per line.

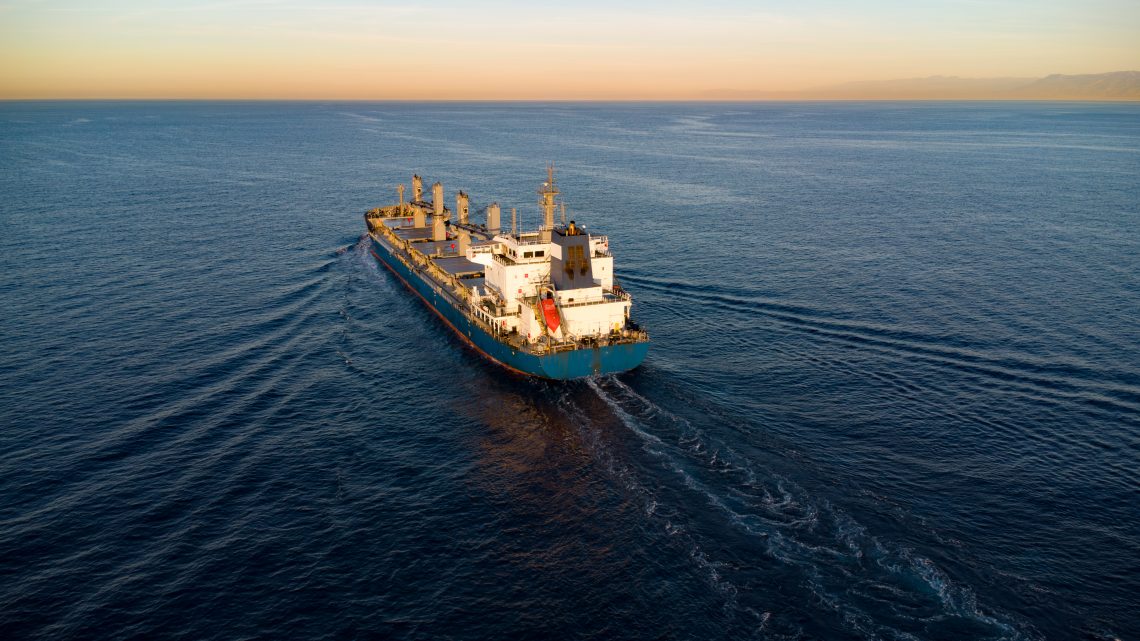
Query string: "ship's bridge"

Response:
xmin=494 ymin=232 xmax=550 ymax=264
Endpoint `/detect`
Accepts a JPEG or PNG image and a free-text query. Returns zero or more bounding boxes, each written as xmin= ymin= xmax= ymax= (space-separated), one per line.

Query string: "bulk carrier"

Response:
xmin=364 ymin=166 xmax=649 ymax=379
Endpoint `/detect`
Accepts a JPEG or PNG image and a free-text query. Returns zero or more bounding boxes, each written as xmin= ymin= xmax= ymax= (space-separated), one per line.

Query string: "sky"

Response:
xmin=1 ymin=0 xmax=1137 ymax=99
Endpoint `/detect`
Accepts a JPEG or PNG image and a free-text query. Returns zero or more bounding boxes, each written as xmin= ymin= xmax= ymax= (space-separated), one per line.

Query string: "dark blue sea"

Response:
xmin=1 ymin=101 xmax=1138 ymax=641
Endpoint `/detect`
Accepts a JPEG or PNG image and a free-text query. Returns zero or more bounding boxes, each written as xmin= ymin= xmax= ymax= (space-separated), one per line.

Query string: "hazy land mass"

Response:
xmin=705 ymin=71 xmax=1140 ymax=100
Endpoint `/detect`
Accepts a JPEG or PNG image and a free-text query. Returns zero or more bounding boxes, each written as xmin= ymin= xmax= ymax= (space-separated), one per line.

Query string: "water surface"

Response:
xmin=1 ymin=101 xmax=1138 ymax=640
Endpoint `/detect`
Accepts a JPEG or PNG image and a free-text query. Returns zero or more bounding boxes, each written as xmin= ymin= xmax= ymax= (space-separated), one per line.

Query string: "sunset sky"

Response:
xmin=1 ymin=0 xmax=1137 ymax=99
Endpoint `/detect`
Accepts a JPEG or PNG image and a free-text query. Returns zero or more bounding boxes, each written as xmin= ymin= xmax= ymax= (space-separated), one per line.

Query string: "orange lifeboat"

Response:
xmin=540 ymin=297 xmax=560 ymax=333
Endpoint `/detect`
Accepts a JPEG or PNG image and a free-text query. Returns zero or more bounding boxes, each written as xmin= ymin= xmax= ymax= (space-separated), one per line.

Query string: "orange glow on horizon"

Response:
xmin=2 ymin=1 xmax=1138 ymax=100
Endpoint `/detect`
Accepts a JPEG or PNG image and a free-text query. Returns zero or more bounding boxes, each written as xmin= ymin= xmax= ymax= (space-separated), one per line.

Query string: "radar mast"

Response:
xmin=538 ymin=163 xmax=559 ymax=242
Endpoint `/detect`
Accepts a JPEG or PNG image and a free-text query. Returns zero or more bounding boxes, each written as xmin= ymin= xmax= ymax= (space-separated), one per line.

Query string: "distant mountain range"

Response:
xmin=706 ymin=71 xmax=1140 ymax=100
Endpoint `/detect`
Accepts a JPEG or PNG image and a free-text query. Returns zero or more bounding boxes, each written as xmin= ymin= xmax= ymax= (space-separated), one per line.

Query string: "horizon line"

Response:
xmin=4 ymin=97 xmax=1140 ymax=103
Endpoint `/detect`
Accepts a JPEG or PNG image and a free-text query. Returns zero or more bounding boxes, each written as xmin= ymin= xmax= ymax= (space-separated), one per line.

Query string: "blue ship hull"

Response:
xmin=369 ymin=235 xmax=649 ymax=380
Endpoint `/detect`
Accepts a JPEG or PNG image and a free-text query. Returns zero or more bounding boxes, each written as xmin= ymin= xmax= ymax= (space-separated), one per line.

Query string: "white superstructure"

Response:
xmin=465 ymin=165 xmax=630 ymax=344
xmin=465 ymin=225 xmax=629 ymax=344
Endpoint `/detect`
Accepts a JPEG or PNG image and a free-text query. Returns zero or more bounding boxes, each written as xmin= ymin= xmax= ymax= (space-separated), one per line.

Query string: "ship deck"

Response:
xmin=433 ymin=256 xmax=484 ymax=277
xmin=392 ymin=227 xmax=434 ymax=241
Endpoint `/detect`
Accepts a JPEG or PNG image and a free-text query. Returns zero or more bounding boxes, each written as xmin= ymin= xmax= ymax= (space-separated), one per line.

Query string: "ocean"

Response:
xmin=1 ymin=101 xmax=1137 ymax=640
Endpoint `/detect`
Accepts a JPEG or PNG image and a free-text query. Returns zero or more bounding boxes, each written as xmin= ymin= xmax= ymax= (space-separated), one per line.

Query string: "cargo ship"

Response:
xmin=364 ymin=166 xmax=649 ymax=379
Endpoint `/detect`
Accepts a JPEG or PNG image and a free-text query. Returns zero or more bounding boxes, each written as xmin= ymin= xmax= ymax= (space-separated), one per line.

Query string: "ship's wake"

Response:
xmin=551 ymin=385 xmax=746 ymax=617
xmin=573 ymin=375 xmax=1037 ymax=641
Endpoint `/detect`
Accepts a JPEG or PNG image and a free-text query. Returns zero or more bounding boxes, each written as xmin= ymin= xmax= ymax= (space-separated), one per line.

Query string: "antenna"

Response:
xmin=511 ymin=207 xmax=517 ymax=236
